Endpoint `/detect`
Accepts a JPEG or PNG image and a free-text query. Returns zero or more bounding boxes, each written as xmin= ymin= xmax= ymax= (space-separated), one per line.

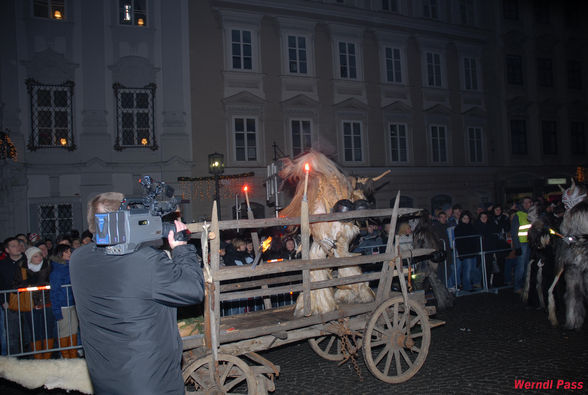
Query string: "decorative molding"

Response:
xmin=23 ymin=49 xmax=78 ymax=84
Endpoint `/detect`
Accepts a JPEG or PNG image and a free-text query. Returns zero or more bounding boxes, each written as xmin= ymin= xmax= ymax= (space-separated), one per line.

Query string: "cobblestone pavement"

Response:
xmin=1 ymin=289 xmax=586 ymax=394
xmin=261 ymin=289 xmax=587 ymax=394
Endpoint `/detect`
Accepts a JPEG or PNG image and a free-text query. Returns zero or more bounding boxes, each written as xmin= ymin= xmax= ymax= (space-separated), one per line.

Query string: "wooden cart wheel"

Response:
xmin=308 ymin=332 xmax=362 ymax=362
xmin=183 ymin=353 xmax=256 ymax=394
xmin=362 ymin=297 xmax=431 ymax=383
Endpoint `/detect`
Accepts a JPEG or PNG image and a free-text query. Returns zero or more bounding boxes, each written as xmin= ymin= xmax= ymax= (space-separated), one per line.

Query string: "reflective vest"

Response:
xmin=516 ymin=211 xmax=531 ymax=243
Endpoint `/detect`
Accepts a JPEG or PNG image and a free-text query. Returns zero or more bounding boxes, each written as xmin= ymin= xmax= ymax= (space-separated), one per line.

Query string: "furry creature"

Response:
xmin=0 ymin=357 xmax=93 ymax=394
xmin=412 ymin=214 xmax=454 ymax=311
xmin=547 ymin=180 xmax=588 ymax=329
xmin=279 ymin=151 xmax=379 ymax=316
xmin=523 ymin=217 xmax=557 ymax=309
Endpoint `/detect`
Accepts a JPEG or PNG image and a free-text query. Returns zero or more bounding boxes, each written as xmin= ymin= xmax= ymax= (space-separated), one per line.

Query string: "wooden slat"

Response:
xmin=219 ymin=274 xmax=302 ymax=292
xmin=213 ymin=250 xmax=431 ymax=282
xmin=186 ymin=207 xmax=422 ymax=235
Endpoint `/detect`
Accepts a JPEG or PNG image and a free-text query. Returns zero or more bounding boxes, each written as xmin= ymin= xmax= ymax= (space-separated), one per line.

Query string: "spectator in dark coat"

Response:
xmin=453 ymin=211 xmax=481 ymax=291
xmin=70 ymin=192 xmax=204 ymax=395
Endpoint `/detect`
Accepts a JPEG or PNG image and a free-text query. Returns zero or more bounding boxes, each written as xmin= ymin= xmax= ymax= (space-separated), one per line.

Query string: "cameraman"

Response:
xmin=70 ymin=192 xmax=204 ymax=395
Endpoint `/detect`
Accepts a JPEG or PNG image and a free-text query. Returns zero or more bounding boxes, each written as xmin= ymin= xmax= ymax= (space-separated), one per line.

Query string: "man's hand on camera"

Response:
xmin=168 ymin=220 xmax=188 ymax=249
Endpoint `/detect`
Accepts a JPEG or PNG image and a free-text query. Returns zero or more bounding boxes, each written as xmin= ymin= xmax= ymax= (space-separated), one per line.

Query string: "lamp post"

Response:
xmin=208 ymin=152 xmax=225 ymax=219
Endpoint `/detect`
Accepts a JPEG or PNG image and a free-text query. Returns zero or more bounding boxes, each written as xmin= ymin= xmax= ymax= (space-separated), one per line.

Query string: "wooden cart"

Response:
xmin=183 ymin=197 xmax=444 ymax=394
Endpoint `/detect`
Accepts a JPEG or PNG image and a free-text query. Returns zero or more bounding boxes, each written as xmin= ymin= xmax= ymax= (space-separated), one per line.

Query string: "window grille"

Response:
xmin=119 ymin=0 xmax=147 ymax=26
xmin=26 ymin=79 xmax=75 ymax=151
xmin=39 ymin=203 xmax=73 ymax=241
xmin=33 ymin=0 xmax=65 ymax=20
xmin=291 ymin=120 xmax=311 ymax=156
xmin=343 ymin=121 xmax=362 ymax=161
xmin=113 ymin=83 xmax=157 ymax=150
xmin=234 ymin=117 xmax=257 ymax=161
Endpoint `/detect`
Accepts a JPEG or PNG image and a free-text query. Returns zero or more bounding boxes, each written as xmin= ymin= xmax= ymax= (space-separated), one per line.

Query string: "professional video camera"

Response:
xmin=94 ymin=176 xmax=190 ymax=255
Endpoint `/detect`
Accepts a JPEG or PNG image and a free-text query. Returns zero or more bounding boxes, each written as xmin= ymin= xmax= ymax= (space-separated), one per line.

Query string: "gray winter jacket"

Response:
xmin=70 ymin=243 xmax=204 ymax=395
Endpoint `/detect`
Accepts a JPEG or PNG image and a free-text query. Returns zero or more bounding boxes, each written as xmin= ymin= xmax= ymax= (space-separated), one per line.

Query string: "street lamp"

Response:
xmin=208 ymin=152 xmax=225 ymax=219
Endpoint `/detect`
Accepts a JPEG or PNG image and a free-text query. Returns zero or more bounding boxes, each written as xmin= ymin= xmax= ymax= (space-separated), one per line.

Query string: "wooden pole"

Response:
xmin=210 ymin=201 xmax=221 ymax=358
xmin=300 ymin=198 xmax=311 ymax=316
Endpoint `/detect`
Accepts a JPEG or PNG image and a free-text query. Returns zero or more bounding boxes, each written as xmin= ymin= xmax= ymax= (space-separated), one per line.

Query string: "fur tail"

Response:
xmin=547 ymin=268 xmax=564 ymax=326
xmin=522 ymin=259 xmax=534 ymax=303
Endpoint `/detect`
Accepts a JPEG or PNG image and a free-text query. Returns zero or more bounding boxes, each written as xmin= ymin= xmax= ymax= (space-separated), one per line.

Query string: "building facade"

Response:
xmin=1 ymin=0 xmax=586 ymax=239
xmin=186 ymin=0 xmax=586 ymax=221
xmin=0 ymin=0 xmax=193 ymax=239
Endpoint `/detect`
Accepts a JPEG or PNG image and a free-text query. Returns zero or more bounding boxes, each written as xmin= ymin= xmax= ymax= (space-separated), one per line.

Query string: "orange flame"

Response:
xmin=243 ymin=185 xmax=248 ymax=192
xmin=304 ymin=163 xmax=310 ymax=172
xmin=261 ymin=237 xmax=272 ymax=252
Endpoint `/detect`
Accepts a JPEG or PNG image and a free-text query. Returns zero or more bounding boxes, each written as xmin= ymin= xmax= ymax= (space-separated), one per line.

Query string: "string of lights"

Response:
xmin=177 ymin=172 xmax=255 ymax=201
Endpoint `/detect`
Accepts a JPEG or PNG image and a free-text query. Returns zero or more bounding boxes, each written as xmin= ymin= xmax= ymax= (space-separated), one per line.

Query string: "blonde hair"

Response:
xmin=232 ymin=238 xmax=246 ymax=250
xmin=87 ymin=192 xmax=124 ymax=233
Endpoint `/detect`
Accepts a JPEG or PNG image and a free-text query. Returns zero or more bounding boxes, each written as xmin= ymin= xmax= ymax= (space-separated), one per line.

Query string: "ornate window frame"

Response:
xmin=113 ymin=82 xmax=157 ymax=151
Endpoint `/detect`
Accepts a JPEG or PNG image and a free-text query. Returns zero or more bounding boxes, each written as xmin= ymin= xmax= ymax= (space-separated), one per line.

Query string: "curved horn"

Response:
xmin=372 ymin=170 xmax=391 ymax=182
xmin=557 ymin=184 xmax=565 ymax=192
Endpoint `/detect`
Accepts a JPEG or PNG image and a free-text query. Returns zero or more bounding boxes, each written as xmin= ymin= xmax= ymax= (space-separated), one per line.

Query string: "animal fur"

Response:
xmin=279 ymin=151 xmax=375 ymax=317
xmin=412 ymin=217 xmax=454 ymax=311
xmin=548 ymin=180 xmax=588 ymax=329
xmin=0 ymin=356 xmax=93 ymax=394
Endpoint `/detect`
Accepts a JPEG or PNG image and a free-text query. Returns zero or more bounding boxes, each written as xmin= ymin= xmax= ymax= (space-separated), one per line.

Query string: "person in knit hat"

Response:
xmin=18 ymin=247 xmax=56 ymax=358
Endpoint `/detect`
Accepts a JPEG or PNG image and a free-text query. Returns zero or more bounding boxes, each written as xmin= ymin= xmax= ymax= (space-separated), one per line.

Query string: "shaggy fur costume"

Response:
xmin=0 ymin=357 xmax=93 ymax=394
xmin=279 ymin=151 xmax=376 ymax=316
xmin=412 ymin=216 xmax=454 ymax=311
xmin=548 ymin=180 xmax=588 ymax=330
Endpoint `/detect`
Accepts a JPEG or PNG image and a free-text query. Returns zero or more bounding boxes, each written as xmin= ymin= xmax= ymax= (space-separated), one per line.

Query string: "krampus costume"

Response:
xmin=412 ymin=214 xmax=454 ymax=310
xmin=547 ymin=180 xmax=588 ymax=330
xmin=279 ymin=150 xmax=387 ymax=317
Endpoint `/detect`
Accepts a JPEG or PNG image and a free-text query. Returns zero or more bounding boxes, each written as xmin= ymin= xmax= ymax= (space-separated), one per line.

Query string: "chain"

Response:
xmin=333 ymin=319 xmax=363 ymax=381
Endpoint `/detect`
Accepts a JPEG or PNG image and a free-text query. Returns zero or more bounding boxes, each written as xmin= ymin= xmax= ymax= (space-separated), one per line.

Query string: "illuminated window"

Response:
xmin=26 ymin=79 xmax=75 ymax=151
xmin=33 ymin=0 xmax=65 ymax=20
xmin=119 ymin=0 xmax=147 ymax=27
xmin=113 ymin=83 xmax=156 ymax=150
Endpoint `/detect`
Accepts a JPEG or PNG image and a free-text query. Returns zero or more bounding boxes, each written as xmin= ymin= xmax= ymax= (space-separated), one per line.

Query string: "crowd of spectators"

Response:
xmin=351 ymin=197 xmax=565 ymax=295
xmin=0 ymin=230 xmax=91 ymax=357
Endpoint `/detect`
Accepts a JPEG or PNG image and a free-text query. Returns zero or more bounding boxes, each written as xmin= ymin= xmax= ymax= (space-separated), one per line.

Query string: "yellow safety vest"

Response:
xmin=516 ymin=211 xmax=531 ymax=243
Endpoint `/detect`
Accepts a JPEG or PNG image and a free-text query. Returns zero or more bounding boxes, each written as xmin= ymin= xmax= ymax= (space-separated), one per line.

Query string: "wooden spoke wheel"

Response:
xmin=308 ymin=332 xmax=362 ymax=362
xmin=183 ymin=353 xmax=256 ymax=394
xmin=362 ymin=297 xmax=431 ymax=383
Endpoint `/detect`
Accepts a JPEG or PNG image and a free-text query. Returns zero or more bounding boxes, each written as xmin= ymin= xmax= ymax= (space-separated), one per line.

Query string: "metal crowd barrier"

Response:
xmin=353 ymin=233 xmax=514 ymax=297
xmin=1 ymin=285 xmax=81 ymax=357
